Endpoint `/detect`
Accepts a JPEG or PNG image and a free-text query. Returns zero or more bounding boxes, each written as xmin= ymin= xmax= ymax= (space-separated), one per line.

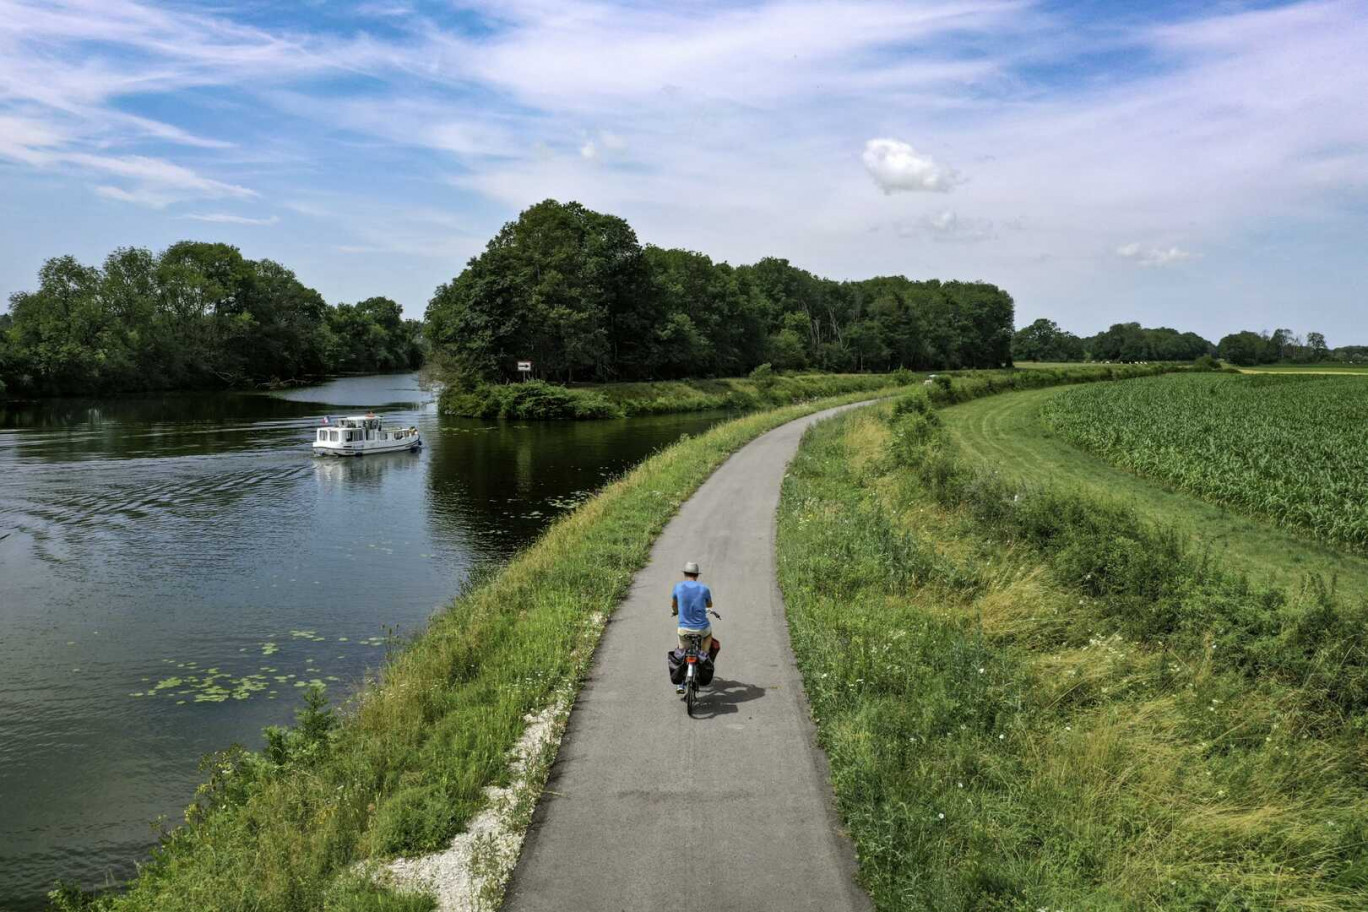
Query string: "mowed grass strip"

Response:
xmin=778 ymin=397 xmax=1368 ymax=911
xmin=81 ymin=388 xmax=909 ymax=912
xmin=1041 ymin=373 xmax=1368 ymax=551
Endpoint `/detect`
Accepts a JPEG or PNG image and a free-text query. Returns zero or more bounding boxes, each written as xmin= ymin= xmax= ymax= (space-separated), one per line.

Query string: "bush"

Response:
xmin=440 ymin=381 xmax=623 ymax=419
xmin=748 ymin=362 xmax=775 ymax=391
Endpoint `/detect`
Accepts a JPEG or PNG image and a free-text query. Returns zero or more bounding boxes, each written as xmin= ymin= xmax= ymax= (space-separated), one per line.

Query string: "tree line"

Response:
xmin=0 ymin=242 xmax=422 ymax=397
xmin=1213 ymin=328 xmax=1360 ymax=366
xmin=1013 ymin=319 xmax=1361 ymax=366
xmin=1012 ymin=319 xmax=1214 ymax=363
xmin=423 ymin=199 xmax=1015 ymax=386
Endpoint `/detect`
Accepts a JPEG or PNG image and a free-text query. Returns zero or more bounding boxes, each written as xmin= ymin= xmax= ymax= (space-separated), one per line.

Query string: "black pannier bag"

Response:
xmin=695 ymin=653 xmax=716 ymax=686
xmin=667 ymin=649 xmax=687 ymax=685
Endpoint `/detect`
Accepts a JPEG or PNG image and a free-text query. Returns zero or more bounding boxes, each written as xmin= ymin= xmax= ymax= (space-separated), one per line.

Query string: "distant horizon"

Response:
xmin=2 ymin=1 xmax=1365 ymax=346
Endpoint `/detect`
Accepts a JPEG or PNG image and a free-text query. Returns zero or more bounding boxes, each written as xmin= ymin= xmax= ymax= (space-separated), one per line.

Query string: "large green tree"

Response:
xmin=426 ymin=200 xmax=647 ymax=384
xmin=1013 ymin=318 xmax=1085 ymax=362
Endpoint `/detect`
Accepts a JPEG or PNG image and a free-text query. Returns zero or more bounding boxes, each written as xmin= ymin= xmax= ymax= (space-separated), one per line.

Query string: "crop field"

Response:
xmin=1041 ymin=373 xmax=1368 ymax=551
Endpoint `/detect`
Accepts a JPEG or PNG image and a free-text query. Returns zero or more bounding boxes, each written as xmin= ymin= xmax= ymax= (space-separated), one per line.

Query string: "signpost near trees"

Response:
xmin=517 ymin=360 xmax=533 ymax=380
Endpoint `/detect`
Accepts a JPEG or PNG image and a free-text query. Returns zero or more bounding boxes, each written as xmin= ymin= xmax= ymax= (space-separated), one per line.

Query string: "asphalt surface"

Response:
xmin=503 ymin=403 xmax=873 ymax=912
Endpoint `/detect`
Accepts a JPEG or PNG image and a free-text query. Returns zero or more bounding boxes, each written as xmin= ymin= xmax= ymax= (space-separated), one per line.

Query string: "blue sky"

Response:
xmin=2 ymin=0 xmax=1365 ymax=344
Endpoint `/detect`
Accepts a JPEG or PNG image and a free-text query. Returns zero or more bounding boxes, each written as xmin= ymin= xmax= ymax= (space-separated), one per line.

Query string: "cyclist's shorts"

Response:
xmin=677 ymin=626 xmax=712 ymax=638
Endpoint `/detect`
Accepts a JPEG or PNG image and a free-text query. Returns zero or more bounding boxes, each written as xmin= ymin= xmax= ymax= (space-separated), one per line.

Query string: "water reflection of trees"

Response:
xmin=423 ymin=412 xmax=726 ymax=558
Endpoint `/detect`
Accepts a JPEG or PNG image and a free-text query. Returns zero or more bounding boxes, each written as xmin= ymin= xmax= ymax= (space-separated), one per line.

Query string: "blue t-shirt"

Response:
xmin=673 ymin=580 xmax=713 ymax=630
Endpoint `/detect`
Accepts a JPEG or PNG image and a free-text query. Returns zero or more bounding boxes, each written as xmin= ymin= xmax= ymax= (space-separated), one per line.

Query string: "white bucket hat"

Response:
xmin=682 ymin=561 xmax=700 ymax=575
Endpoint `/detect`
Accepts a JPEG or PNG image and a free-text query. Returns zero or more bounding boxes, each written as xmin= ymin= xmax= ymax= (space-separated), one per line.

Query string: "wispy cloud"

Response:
xmin=1116 ymin=243 xmax=1195 ymax=267
xmin=181 ymin=213 xmax=279 ymax=225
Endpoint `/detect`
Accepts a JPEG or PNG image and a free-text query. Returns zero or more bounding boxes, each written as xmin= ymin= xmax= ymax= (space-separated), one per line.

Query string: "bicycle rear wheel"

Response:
xmin=686 ymin=680 xmax=696 ymax=716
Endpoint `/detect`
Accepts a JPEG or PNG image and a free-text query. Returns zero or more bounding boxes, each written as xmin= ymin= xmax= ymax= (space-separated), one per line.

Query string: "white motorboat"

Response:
xmin=312 ymin=414 xmax=422 ymax=457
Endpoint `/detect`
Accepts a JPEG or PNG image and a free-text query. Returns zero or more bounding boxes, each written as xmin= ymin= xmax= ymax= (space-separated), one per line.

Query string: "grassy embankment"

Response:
xmin=61 ymin=385 xmax=918 ymax=912
xmin=778 ymin=381 xmax=1368 ymax=910
xmin=941 ymin=383 xmax=1368 ymax=596
xmin=438 ymin=370 xmax=931 ymax=419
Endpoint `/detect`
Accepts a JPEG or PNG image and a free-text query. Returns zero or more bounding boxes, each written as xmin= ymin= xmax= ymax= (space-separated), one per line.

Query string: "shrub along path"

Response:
xmin=502 ymin=403 xmax=873 ymax=912
xmin=941 ymin=384 xmax=1368 ymax=599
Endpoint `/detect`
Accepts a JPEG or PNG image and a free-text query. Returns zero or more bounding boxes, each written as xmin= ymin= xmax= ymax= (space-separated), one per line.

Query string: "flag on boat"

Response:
xmin=321 ymin=416 xmax=330 ymax=425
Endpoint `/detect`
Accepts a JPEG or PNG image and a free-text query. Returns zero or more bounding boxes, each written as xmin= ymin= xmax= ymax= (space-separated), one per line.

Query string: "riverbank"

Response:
xmin=436 ymin=362 xmax=1207 ymax=420
xmin=437 ymin=370 xmax=924 ymax=419
xmin=776 ymin=385 xmax=1368 ymax=908
xmin=61 ymin=387 xmax=908 ymax=912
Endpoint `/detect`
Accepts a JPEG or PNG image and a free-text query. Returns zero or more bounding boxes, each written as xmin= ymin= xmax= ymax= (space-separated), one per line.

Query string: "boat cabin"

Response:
xmin=312 ymin=415 xmax=421 ymax=456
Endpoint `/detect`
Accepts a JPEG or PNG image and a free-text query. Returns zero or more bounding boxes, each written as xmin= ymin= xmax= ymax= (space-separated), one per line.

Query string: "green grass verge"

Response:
xmin=778 ymin=389 xmax=1368 ymax=910
xmin=941 ymin=384 xmax=1368 ymax=598
xmin=61 ymin=387 xmax=910 ymax=912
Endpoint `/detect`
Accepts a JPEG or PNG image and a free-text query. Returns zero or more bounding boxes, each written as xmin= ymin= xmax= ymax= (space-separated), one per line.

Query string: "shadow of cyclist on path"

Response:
xmin=691 ymin=678 xmax=767 ymax=719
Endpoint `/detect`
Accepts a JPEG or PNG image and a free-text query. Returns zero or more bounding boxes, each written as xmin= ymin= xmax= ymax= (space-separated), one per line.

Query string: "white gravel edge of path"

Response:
xmin=375 ymin=614 xmax=605 ymax=912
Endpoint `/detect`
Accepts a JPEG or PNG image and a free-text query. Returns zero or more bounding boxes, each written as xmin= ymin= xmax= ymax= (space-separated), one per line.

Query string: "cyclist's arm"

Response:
xmin=671 ymin=594 xmax=678 ymax=617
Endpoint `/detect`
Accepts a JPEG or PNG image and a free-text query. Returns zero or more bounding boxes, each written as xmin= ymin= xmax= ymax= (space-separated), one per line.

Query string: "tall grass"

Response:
xmin=60 ymin=388 xmax=908 ymax=912
xmin=777 ymin=384 xmax=1368 ymax=910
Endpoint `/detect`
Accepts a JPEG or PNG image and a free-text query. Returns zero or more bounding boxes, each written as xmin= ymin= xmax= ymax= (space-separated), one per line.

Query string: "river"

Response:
xmin=0 ymin=374 xmax=725 ymax=910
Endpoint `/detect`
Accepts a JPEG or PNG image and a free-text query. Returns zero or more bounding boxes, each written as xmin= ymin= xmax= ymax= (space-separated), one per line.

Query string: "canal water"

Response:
xmin=0 ymin=374 xmax=725 ymax=909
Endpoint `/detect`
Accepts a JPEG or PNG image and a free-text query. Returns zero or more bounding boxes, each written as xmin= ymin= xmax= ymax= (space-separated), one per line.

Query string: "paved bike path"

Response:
xmin=503 ymin=403 xmax=873 ymax=912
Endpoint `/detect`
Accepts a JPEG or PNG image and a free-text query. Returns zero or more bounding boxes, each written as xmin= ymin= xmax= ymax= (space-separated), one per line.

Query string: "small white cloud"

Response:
xmin=896 ymin=210 xmax=994 ymax=242
xmin=181 ymin=213 xmax=280 ymax=226
xmin=863 ymin=138 xmax=959 ymax=194
xmin=1116 ymin=242 xmax=1196 ymax=266
xmin=579 ymin=140 xmax=598 ymax=160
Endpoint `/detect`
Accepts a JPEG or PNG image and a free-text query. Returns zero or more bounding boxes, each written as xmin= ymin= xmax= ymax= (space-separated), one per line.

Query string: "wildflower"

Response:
xmin=937 ymin=812 xmax=945 ymax=820
xmin=978 ymin=667 xmax=985 ymax=674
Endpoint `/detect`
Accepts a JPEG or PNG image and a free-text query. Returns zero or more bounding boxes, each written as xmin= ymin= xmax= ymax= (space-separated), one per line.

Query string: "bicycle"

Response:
xmin=680 ymin=610 xmax=721 ymax=717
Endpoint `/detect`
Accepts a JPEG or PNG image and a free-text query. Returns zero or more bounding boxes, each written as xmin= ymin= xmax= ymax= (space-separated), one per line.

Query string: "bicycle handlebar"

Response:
xmin=708 ymin=610 xmax=722 ymax=619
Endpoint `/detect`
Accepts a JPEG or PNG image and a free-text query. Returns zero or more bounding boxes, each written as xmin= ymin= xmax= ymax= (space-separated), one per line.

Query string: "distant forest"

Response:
xmin=424 ymin=199 xmax=1015 ymax=386
xmin=1012 ymin=318 xmax=1361 ymax=366
xmin=0 ymin=242 xmax=422 ymax=397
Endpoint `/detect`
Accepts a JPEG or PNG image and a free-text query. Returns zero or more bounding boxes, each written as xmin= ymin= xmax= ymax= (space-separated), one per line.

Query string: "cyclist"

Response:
xmin=671 ymin=561 xmax=714 ymax=694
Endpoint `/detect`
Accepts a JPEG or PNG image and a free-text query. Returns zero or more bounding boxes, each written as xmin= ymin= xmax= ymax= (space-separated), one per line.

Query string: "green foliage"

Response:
xmin=1216 ymin=327 xmax=1340 ymax=366
xmin=1041 ymin=373 xmax=1368 ymax=550
xmin=441 ymin=380 xmax=623 ymax=419
xmin=0 ymin=244 xmax=419 ymax=397
xmin=748 ymin=362 xmax=775 ymax=390
xmin=1085 ymin=322 xmax=1213 ymax=362
xmin=440 ymin=371 xmax=929 ymax=419
xmin=424 ymin=199 xmax=1016 ymax=388
xmin=1012 ymin=317 xmax=1085 ymax=362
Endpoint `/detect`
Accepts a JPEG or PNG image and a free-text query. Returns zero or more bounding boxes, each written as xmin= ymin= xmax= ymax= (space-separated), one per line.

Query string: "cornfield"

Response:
xmin=1041 ymin=373 xmax=1368 ymax=551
